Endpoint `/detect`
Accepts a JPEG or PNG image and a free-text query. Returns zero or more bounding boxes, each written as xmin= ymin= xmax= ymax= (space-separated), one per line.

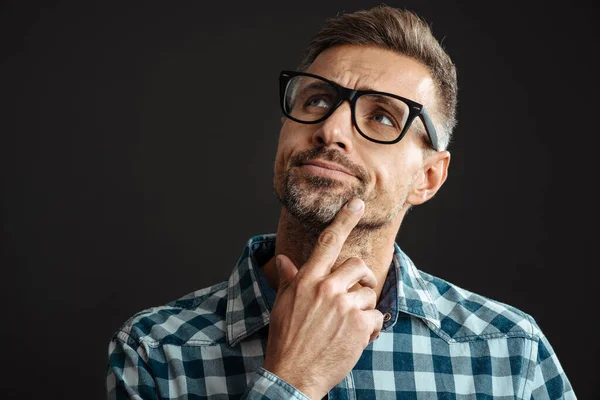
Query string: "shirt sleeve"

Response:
xmin=107 ymin=332 xmax=310 ymax=400
xmin=242 ymin=368 xmax=311 ymax=400
xmin=106 ymin=332 xmax=159 ymax=400
xmin=529 ymin=328 xmax=576 ymax=399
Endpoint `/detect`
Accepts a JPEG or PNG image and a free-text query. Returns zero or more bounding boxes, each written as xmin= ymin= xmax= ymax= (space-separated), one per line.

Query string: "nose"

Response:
xmin=311 ymin=101 xmax=355 ymax=152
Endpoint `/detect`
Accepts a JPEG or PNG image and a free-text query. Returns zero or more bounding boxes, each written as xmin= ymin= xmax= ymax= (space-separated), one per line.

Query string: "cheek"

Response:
xmin=274 ymin=131 xmax=297 ymax=177
xmin=368 ymin=154 xmax=396 ymax=188
xmin=275 ymin=126 xmax=292 ymax=165
xmin=370 ymin=154 xmax=415 ymax=196
xmin=275 ymin=122 xmax=312 ymax=170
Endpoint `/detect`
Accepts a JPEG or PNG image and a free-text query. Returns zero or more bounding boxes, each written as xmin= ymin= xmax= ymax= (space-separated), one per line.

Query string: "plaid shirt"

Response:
xmin=106 ymin=234 xmax=575 ymax=399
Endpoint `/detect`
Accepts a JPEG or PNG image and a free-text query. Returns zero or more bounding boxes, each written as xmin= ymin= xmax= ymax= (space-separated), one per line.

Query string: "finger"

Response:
xmin=365 ymin=309 xmax=384 ymax=343
xmin=329 ymin=257 xmax=377 ymax=290
xmin=275 ymin=254 xmax=298 ymax=294
xmin=306 ymin=198 xmax=365 ymax=274
xmin=345 ymin=286 xmax=377 ymax=311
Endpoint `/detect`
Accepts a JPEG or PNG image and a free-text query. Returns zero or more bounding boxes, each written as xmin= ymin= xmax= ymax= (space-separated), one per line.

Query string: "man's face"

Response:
xmin=273 ymin=44 xmax=441 ymax=232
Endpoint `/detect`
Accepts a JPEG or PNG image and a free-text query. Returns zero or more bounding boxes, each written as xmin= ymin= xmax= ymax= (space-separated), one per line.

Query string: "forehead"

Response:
xmin=305 ymin=44 xmax=436 ymax=107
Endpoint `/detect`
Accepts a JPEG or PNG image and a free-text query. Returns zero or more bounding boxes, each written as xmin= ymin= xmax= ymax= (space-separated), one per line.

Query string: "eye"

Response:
xmin=306 ymin=96 xmax=331 ymax=109
xmin=371 ymin=113 xmax=395 ymax=127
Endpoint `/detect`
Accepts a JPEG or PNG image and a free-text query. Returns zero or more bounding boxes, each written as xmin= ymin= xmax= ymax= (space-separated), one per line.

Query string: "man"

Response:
xmin=106 ymin=6 xmax=575 ymax=399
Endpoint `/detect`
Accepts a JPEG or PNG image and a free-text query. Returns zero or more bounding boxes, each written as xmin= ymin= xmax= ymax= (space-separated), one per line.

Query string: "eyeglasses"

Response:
xmin=279 ymin=70 xmax=439 ymax=150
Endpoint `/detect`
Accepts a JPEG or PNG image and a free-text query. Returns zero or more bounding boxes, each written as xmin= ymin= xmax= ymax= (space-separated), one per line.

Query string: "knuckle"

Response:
xmin=375 ymin=310 xmax=385 ymax=326
xmin=368 ymin=274 xmax=378 ymax=289
xmin=365 ymin=287 xmax=377 ymax=303
xmin=294 ymin=273 xmax=316 ymax=293
xmin=318 ymin=229 xmax=338 ymax=248
xmin=294 ymin=277 xmax=309 ymax=293
xmin=336 ymin=295 xmax=352 ymax=312
xmin=345 ymin=256 xmax=364 ymax=266
xmin=317 ymin=278 xmax=337 ymax=297
xmin=363 ymin=268 xmax=378 ymax=288
xmin=350 ymin=308 xmax=364 ymax=323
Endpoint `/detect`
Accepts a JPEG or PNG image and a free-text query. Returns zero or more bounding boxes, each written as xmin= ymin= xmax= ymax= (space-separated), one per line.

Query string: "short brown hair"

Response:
xmin=297 ymin=5 xmax=458 ymax=150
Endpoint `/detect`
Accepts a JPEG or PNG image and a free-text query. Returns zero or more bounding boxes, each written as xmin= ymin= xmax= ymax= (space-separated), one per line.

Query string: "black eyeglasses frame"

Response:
xmin=279 ymin=70 xmax=439 ymax=150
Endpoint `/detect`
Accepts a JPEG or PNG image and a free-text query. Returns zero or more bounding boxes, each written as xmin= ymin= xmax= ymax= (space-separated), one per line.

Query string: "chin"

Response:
xmin=285 ymin=187 xmax=348 ymax=226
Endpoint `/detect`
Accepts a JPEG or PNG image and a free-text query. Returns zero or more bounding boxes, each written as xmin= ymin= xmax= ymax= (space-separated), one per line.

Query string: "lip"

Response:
xmin=301 ymin=160 xmax=356 ymax=178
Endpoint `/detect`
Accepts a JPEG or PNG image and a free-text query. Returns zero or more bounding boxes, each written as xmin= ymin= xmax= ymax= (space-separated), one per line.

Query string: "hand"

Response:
xmin=263 ymin=198 xmax=384 ymax=400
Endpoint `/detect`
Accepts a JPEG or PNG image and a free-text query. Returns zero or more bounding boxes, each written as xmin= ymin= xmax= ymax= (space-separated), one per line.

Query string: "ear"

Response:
xmin=407 ymin=151 xmax=450 ymax=206
xmin=281 ymin=116 xmax=287 ymax=124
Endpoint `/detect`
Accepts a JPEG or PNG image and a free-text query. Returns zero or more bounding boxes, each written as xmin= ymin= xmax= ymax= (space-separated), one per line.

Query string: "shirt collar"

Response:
xmin=225 ymin=234 xmax=440 ymax=346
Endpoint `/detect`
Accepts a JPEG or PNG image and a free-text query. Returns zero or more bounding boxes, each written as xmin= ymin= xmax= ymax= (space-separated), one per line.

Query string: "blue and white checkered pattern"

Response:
xmin=106 ymin=234 xmax=575 ymax=399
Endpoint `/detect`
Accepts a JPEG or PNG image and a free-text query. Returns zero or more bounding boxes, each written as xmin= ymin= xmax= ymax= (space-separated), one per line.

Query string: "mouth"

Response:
xmin=300 ymin=160 xmax=356 ymax=179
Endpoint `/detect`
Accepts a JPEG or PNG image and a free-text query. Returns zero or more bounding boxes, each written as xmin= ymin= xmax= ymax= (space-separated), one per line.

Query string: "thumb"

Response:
xmin=276 ymin=254 xmax=298 ymax=293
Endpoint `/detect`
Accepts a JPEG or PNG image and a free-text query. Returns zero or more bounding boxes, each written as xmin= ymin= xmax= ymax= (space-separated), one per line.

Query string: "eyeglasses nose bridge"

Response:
xmin=329 ymin=86 xmax=359 ymax=119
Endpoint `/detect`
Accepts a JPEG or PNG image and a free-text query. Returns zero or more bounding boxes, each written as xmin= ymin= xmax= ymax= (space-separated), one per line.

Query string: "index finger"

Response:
xmin=305 ymin=198 xmax=365 ymax=274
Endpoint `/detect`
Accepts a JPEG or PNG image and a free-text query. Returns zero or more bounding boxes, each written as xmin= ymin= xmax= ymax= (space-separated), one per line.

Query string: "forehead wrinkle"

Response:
xmin=308 ymin=45 xmax=437 ymax=110
xmin=325 ymin=63 xmax=390 ymax=92
xmin=309 ymin=51 xmax=382 ymax=91
xmin=326 ymin=67 xmax=433 ymax=106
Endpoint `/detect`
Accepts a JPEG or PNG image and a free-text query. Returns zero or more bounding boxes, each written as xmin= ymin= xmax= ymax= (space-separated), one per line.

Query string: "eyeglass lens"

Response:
xmin=283 ymin=75 xmax=411 ymax=142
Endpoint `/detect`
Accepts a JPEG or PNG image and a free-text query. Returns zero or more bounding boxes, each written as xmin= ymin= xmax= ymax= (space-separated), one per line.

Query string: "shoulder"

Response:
xmin=111 ymin=281 xmax=230 ymax=348
xmin=418 ymin=270 xmax=542 ymax=341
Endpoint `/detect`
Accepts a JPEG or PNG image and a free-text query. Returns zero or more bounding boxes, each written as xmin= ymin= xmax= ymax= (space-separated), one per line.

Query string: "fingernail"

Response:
xmin=275 ymin=256 xmax=281 ymax=270
xmin=346 ymin=198 xmax=363 ymax=212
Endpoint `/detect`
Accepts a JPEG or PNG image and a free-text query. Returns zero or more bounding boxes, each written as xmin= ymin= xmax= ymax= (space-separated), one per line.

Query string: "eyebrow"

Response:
xmin=333 ymin=78 xmax=388 ymax=94
xmin=366 ymin=94 xmax=408 ymax=115
xmin=344 ymin=82 xmax=411 ymax=103
xmin=354 ymin=83 xmax=379 ymax=92
xmin=300 ymin=81 xmax=335 ymax=92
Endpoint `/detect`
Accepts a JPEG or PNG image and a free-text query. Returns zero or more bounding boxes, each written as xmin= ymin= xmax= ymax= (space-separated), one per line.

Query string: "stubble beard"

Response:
xmin=274 ymin=149 xmax=406 ymax=237
xmin=282 ymin=172 xmax=364 ymax=232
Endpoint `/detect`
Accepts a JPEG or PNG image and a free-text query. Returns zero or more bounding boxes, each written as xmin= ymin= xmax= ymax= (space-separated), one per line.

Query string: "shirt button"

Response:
xmin=383 ymin=312 xmax=392 ymax=322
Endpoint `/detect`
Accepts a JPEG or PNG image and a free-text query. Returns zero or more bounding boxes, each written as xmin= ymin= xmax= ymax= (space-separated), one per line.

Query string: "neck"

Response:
xmin=263 ymin=207 xmax=406 ymax=299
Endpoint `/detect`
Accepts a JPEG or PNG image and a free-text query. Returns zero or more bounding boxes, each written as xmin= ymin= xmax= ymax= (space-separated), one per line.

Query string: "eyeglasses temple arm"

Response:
xmin=420 ymin=108 xmax=439 ymax=151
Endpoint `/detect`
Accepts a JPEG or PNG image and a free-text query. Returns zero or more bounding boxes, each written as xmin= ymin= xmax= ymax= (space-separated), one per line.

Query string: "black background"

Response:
xmin=1 ymin=1 xmax=596 ymax=398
